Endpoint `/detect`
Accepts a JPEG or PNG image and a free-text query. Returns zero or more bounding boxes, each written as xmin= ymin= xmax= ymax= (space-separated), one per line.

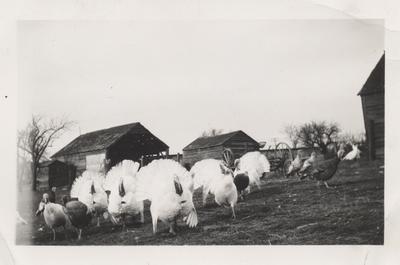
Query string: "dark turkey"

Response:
xmin=63 ymin=200 xmax=93 ymax=240
xmin=61 ymin=195 xmax=78 ymax=206
xmin=234 ymin=173 xmax=249 ymax=199
xmin=299 ymin=145 xmax=346 ymax=188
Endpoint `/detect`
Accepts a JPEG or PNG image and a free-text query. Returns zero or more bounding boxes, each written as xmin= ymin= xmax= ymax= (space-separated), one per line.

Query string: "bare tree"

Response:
xmin=201 ymin=128 xmax=224 ymax=137
xmin=18 ymin=115 xmax=74 ymax=191
xmin=338 ymin=131 xmax=366 ymax=145
xmin=283 ymin=124 xmax=299 ymax=148
xmin=295 ymin=121 xmax=340 ymax=154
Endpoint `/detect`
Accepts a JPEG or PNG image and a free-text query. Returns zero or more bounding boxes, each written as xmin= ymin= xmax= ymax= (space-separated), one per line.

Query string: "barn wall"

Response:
xmin=362 ymin=93 xmax=384 ymax=160
xmin=224 ymin=137 xmax=259 ymax=160
xmin=182 ymin=132 xmax=260 ymax=167
xmin=182 ymin=146 xmax=225 ymax=168
xmin=86 ymin=153 xmax=106 ymax=172
xmin=362 ymin=93 xmax=384 ymax=122
xmin=55 ymin=150 xmax=105 ymax=177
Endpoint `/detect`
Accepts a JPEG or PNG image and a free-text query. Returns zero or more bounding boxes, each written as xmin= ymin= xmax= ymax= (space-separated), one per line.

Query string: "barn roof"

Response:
xmin=183 ymin=130 xmax=259 ymax=151
xmin=358 ymin=53 xmax=385 ymax=96
xmin=51 ymin=122 xmax=168 ymax=157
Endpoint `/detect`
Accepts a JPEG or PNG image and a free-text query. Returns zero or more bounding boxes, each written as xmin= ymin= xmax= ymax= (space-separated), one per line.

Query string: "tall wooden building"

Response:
xmin=182 ymin=130 xmax=260 ymax=167
xmin=358 ymin=54 xmax=385 ymax=160
xmin=51 ymin=122 xmax=169 ymax=176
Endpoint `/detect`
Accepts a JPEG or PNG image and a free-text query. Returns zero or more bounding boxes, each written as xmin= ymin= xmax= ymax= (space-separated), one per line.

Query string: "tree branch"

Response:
xmin=18 ymin=115 xmax=74 ymax=190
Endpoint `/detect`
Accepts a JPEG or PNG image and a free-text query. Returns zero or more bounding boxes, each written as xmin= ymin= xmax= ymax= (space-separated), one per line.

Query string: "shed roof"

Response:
xmin=39 ymin=160 xmax=65 ymax=168
xmin=358 ymin=53 xmax=385 ymax=96
xmin=51 ymin=122 xmax=168 ymax=157
xmin=39 ymin=160 xmax=55 ymax=168
xmin=183 ymin=130 xmax=259 ymax=151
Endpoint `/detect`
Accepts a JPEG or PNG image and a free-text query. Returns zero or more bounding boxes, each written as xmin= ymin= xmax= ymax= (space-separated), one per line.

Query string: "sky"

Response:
xmin=17 ymin=20 xmax=384 ymax=154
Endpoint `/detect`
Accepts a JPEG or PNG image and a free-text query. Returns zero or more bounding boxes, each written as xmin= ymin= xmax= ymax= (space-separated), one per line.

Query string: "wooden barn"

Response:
xmin=36 ymin=160 xmax=76 ymax=191
xmin=182 ymin=130 xmax=260 ymax=168
xmin=51 ymin=122 xmax=169 ymax=176
xmin=358 ymin=54 xmax=385 ymax=160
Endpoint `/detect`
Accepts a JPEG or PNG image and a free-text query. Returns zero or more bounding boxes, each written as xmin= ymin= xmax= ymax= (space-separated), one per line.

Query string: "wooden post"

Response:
xmin=140 ymin=155 xmax=144 ymax=167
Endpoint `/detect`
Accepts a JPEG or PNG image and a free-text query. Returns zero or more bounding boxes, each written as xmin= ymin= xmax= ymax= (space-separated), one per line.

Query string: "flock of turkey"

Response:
xmin=33 ymin=143 xmax=361 ymax=241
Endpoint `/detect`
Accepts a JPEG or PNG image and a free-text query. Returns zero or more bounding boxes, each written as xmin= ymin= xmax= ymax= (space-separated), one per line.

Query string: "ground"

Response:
xmin=16 ymin=158 xmax=384 ymax=245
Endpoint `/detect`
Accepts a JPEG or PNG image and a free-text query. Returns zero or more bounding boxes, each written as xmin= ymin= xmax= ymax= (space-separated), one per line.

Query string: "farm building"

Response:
xmin=182 ymin=130 xmax=260 ymax=168
xmin=358 ymin=53 xmax=384 ymax=160
xmin=36 ymin=160 xmax=76 ymax=191
xmin=51 ymin=122 xmax=169 ymax=176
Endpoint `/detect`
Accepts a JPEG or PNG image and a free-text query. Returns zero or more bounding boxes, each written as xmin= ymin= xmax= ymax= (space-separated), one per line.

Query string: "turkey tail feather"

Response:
xmin=186 ymin=209 xmax=198 ymax=228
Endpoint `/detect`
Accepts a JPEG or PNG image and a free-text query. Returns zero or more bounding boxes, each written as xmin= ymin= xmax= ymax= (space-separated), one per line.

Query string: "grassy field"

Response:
xmin=16 ymin=158 xmax=384 ymax=245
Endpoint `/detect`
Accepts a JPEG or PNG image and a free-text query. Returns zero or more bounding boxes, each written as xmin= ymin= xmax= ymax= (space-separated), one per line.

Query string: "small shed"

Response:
xmin=182 ymin=130 xmax=260 ymax=167
xmin=358 ymin=53 xmax=385 ymax=160
xmin=36 ymin=160 xmax=76 ymax=191
xmin=51 ymin=122 xmax=169 ymax=176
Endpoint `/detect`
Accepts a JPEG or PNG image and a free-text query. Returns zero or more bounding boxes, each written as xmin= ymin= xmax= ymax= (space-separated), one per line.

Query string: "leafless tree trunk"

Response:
xmin=18 ymin=115 xmax=74 ymax=191
xmin=201 ymin=128 xmax=224 ymax=137
xmin=283 ymin=124 xmax=299 ymax=148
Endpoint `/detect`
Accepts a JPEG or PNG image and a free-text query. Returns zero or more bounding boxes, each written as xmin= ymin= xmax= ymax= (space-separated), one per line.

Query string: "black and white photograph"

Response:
xmin=13 ymin=19 xmax=386 ymax=246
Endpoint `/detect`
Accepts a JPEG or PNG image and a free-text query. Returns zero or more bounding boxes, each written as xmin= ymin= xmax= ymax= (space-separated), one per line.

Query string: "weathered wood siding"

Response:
xmin=361 ymin=93 xmax=384 ymax=160
xmin=182 ymin=146 xmax=225 ymax=168
xmin=182 ymin=134 xmax=260 ymax=168
xmin=86 ymin=153 xmax=106 ymax=172
xmin=56 ymin=150 xmax=106 ymax=177
xmin=224 ymin=135 xmax=259 ymax=159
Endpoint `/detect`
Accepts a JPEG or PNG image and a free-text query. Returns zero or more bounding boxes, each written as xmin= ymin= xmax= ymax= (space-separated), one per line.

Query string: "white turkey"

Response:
xmin=233 ymin=151 xmax=270 ymax=194
xmin=299 ymin=151 xmax=317 ymax=180
xmin=103 ymin=160 xmax=144 ymax=228
xmin=70 ymin=170 xmax=108 ymax=227
xmin=191 ymin=159 xmax=238 ymax=219
xmin=286 ymin=151 xmax=304 ymax=177
xmin=136 ymin=159 xmax=198 ymax=235
xmin=343 ymin=144 xmax=361 ymax=160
